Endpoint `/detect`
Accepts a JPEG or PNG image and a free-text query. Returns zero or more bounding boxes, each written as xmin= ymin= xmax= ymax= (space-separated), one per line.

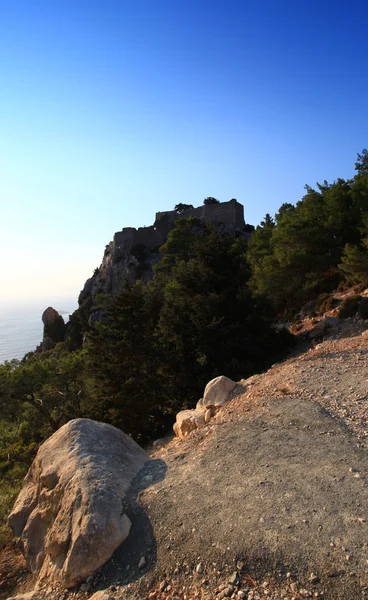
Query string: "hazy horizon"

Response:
xmin=0 ymin=1 xmax=367 ymax=301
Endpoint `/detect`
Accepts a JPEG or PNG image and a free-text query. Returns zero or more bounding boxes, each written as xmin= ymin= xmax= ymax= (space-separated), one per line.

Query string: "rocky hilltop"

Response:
xmin=79 ymin=199 xmax=246 ymax=305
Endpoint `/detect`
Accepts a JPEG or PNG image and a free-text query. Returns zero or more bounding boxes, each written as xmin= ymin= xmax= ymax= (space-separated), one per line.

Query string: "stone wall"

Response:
xmin=155 ymin=199 xmax=244 ymax=231
xmin=113 ymin=199 xmax=245 ymax=251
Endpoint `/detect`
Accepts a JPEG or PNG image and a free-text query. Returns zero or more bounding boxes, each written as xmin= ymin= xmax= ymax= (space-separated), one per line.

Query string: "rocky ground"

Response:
xmin=2 ymin=316 xmax=368 ymax=600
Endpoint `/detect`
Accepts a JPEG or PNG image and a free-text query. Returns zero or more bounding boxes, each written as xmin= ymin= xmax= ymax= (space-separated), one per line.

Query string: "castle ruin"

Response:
xmin=113 ymin=199 xmax=245 ymax=250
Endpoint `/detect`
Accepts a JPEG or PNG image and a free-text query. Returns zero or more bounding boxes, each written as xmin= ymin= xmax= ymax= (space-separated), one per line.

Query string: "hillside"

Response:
xmin=2 ymin=318 xmax=368 ymax=600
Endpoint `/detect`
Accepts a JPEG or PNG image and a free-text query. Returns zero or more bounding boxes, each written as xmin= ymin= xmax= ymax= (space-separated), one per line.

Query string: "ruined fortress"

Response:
xmin=79 ymin=200 xmax=246 ymax=302
xmin=113 ymin=199 xmax=245 ymax=250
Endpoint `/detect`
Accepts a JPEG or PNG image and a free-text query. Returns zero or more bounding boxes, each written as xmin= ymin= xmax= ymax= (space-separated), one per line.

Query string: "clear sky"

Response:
xmin=0 ymin=0 xmax=367 ymax=303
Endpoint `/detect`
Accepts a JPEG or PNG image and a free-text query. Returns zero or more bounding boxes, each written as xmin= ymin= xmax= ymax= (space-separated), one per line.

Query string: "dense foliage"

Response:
xmin=85 ymin=218 xmax=290 ymax=439
xmin=1 ymin=149 xmax=368 ymax=544
xmin=247 ymin=150 xmax=368 ymax=312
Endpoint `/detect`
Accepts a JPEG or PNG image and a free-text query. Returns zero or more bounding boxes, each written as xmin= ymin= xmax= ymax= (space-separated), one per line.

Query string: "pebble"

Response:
xmin=223 ymin=584 xmax=234 ymax=597
xmin=196 ymin=562 xmax=204 ymax=574
xmin=228 ymin=571 xmax=240 ymax=586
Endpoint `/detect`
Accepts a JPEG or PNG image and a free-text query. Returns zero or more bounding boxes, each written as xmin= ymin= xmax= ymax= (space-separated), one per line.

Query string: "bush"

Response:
xmin=318 ymin=295 xmax=339 ymax=314
xmin=338 ymin=295 xmax=362 ymax=319
xmin=337 ymin=280 xmax=350 ymax=292
xmin=358 ymin=297 xmax=368 ymax=319
xmin=316 ymin=293 xmax=330 ymax=312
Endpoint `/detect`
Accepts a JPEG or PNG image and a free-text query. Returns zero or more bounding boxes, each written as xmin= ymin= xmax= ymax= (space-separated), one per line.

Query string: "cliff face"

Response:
xmin=79 ymin=199 xmax=246 ymax=306
xmin=78 ymin=239 xmax=160 ymax=305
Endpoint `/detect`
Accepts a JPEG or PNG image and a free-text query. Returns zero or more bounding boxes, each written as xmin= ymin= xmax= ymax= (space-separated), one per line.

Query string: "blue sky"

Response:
xmin=0 ymin=0 xmax=367 ymax=302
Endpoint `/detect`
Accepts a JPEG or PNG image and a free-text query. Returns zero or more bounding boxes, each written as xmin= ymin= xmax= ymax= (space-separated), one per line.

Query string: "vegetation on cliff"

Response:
xmin=1 ymin=149 xmax=368 ymax=545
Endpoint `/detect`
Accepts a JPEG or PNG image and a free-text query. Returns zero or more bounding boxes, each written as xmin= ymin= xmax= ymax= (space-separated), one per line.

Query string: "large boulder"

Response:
xmin=203 ymin=375 xmax=236 ymax=407
xmin=8 ymin=419 xmax=148 ymax=588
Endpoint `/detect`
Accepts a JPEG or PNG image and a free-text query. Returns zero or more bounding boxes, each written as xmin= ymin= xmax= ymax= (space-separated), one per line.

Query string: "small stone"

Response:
xmin=196 ymin=562 xmax=204 ymax=574
xmin=138 ymin=556 xmax=146 ymax=569
xmin=237 ymin=592 xmax=246 ymax=599
xmin=224 ymin=585 xmax=234 ymax=597
xmin=228 ymin=571 xmax=240 ymax=586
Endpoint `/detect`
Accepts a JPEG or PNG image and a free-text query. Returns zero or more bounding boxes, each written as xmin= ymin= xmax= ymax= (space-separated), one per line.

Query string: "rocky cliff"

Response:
xmin=78 ymin=199 xmax=247 ymax=307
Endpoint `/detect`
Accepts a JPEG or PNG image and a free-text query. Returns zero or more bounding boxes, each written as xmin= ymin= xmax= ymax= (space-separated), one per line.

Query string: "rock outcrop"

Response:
xmin=41 ymin=307 xmax=66 ymax=348
xmin=8 ymin=419 xmax=148 ymax=588
xmin=79 ymin=200 xmax=247 ymax=305
xmin=173 ymin=408 xmax=206 ymax=438
xmin=173 ymin=376 xmax=237 ymax=437
xmin=202 ymin=375 xmax=237 ymax=407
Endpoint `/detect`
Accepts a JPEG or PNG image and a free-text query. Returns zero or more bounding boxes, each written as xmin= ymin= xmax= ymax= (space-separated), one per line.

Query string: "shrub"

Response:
xmin=316 ymin=293 xmax=330 ymax=312
xmin=358 ymin=297 xmax=368 ymax=319
xmin=320 ymin=296 xmax=339 ymax=314
xmin=338 ymin=295 xmax=362 ymax=319
xmin=337 ymin=280 xmax=350 ymax=292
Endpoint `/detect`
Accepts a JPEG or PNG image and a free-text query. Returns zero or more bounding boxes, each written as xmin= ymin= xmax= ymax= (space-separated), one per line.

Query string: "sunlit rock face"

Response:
xmin=8 ymin=418 xmax=148 ymax=588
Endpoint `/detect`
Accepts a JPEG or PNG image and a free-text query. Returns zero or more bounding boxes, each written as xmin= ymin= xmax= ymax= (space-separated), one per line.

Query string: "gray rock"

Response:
xmin=8 ymin=419 xmax=148 ymax=588
xmin=203 ymin=375 xmax=236 ymax=408
xmin=41 ymin=307 xmax=66 ymax=344
xmin=228 ymin=571 xmax=240 ymax=586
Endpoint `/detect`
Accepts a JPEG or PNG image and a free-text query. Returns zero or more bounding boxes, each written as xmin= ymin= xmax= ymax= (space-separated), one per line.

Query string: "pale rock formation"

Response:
xmin=203 ymin=375 xmax=236 ymax=407
xmin=174 ymin=376 xmax=238 ymax=437
xmin=173 ymin=409 xmax=206 ymax=438
xmin=8 ymin=419 xmax=148 ymax=588
xmin=204 ymin=407 xmax=215 ymax=423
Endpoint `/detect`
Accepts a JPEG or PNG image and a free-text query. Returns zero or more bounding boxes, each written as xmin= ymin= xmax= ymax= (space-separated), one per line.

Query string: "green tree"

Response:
xmin=174 ymin=203 xmax=194 ymax=213
xmin=85 ymin=281 xmax=164 ymax=440
xmin=203 ymin=197 xmax=220 ymax=205
xmin=153 ymin=220 xmax=289 ymax=406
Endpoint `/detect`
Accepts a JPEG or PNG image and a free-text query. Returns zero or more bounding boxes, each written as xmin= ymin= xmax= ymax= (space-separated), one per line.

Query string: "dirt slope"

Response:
xmin=3 ymin=326 xmax=368 ymax=600
xmin=102 ymin=328 xmax=368 ymax=600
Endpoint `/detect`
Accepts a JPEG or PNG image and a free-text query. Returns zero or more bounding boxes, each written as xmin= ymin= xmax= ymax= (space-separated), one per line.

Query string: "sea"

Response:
xmin=0 ymin=298 xmax=78 ymax=364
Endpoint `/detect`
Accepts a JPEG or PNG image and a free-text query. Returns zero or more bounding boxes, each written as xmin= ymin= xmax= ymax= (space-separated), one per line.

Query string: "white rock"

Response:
xmin=203 ymin=376 xmax=236 ymax=407
xmin=8 ymin=418 xmax=148 ymax=588
xmin=173 ymin=409 xmax=206 ymax=438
